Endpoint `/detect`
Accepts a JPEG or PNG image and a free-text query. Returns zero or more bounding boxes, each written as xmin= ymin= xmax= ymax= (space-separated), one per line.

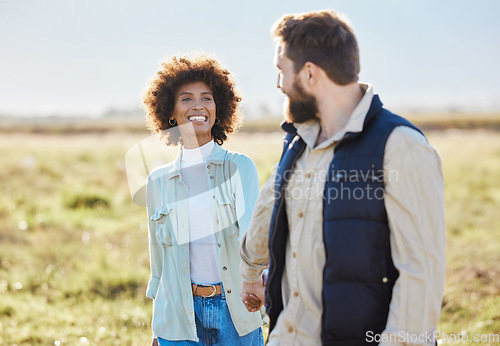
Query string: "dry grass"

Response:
xmin=0 ymin=128 xmax=498 ymax=345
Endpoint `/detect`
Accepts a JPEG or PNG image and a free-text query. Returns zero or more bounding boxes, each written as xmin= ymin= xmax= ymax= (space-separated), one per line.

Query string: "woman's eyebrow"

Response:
xmin=178 ymin=91 xmax=213 ymax=96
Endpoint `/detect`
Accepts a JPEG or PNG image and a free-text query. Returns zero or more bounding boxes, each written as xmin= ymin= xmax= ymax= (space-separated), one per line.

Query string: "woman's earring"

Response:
xmin=214 ymin=119 xmax=220 ymax=125
xmin=168 ymin=118 xmax=177 ymax=126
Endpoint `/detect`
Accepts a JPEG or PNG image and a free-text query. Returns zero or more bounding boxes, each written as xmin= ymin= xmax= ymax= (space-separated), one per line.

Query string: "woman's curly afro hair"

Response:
xmin=143 ymin=53 xmax=242 ymax=146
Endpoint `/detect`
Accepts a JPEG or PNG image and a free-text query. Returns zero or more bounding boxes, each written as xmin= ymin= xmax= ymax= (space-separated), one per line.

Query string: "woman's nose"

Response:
xmin=192 ymin=106 xmax=204 ymax=111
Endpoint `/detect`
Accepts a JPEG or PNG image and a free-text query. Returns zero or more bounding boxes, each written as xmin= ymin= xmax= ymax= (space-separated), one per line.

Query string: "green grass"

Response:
xmin=430 ymin=130 xmax=500 ymax=343
xmin=0 ymin=129 xmax=499 ymax=345
xmin=0 ymin=133 xmax=151 ymax=345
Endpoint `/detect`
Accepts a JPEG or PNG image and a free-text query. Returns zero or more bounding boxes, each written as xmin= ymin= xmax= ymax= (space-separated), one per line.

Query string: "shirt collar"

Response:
xmin=295 ymin=83 xmax=374 ymax=148
xmin=168 ymin=142 xmax=226 ymax=180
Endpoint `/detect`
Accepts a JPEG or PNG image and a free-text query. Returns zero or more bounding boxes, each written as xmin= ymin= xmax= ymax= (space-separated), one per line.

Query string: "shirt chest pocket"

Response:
xmin=214 ymin=188 xmax=238 ymax=237
xmin=151 ymin=206 xmax=174 ymax=246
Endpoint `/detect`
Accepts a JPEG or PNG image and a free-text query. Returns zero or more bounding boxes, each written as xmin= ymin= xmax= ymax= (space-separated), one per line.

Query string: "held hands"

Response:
xmin=240 ymin=271 xmax=267 ymax=312
xmin=242 ymin=292 xmax=263 ymax=312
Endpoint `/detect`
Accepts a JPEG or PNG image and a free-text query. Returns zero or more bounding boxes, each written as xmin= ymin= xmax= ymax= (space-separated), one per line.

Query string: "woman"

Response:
xmin=142 ymin=54 xmax=264 ymax=345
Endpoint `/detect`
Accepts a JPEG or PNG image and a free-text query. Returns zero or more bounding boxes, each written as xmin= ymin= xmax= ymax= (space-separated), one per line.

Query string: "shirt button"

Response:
xmin=288 ymin=327 xmax=293 ymax=333
xmin=306 ymin=173 xmax=311 ymax=178
xmin=210 ymin=175 xmax=214 ymax=180
xmin=382 ymin=277 xmax=388 ymax=283
xmin=298 ymin=212 xmax=303 ymax=218
xmin=218 ymin=243 xmax=221 ymax=248
xmin=293 ymin=291 xmax=299 ymax=297
xmin=207 ymin=164 xmax=211 ymax=169
xmin=213 ymin=195 xmax=216 ymax=199
xmin=227 ymin=289 xmax=231 ymax=294
xmin=223 ymin=266 xmax=227 ymax=271
xmin=216 ymin=219 xmax=220 ymax=224
xmin=292 ymin=252 xmax=296 ymax=258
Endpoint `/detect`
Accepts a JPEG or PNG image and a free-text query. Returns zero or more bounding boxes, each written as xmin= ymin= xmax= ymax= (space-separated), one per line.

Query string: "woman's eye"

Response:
xmin=181 ymin=97 xmax=192 ymax=102
xmin=203 ymin=97 xmax=213 ymax=101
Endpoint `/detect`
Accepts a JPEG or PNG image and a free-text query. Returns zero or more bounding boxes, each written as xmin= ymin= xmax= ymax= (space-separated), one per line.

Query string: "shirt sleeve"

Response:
xmin=145 ymin=175 xmax=163 ymax=300
xmin=239 ymin=164 xmax=277 ymax=283
xmin=381 ymin=126 xmax=446 ymax=345
xmin=233 ymin=155 xmax=260 ymax=242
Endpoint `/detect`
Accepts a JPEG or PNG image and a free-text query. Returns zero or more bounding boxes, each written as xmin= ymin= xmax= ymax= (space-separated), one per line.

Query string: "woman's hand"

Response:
xmin=241 ymin=277 xmax=266 ymax=312
xmin=242 ymin=292 xmax=263 ymax=312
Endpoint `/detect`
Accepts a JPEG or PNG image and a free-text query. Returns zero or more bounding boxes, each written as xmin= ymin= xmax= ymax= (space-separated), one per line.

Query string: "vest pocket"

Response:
xmin=380 ymin=253 xmax=394 ymax=302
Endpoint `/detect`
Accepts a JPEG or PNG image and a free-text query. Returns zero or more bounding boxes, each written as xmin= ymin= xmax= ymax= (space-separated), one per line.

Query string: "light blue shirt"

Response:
xmin=146 ymin=143 xmax=262 ymax=341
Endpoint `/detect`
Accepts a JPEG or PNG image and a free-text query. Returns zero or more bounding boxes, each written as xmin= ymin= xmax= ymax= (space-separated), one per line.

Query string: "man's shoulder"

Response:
xmin=389 ymin=125 xmax=428 ymax=146
xmin=385 ymin=125 xmax=438 ymax=165
xmin=370 ymin=108 xmax=426 ymax=144
xmin=376 ymin=106 xmax=427 ymax=147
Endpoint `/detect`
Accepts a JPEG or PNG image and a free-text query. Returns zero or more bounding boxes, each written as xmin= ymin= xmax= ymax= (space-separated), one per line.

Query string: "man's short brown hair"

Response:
xmin=272 ymin=10 xmax=360 ymax=85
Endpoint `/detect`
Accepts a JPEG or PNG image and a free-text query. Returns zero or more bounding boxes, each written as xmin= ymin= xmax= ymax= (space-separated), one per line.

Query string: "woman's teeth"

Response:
xmin=188 ymin=116 xmax=206 ymax=121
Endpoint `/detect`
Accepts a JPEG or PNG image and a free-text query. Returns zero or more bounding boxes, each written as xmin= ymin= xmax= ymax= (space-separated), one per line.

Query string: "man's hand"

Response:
xmin=152 ymin=337 xmax=158 ymax=346
xmin=243 ymin=292 xmax=263 ymax=312
xmin=241 ymin=276 xmax=266 ymax=312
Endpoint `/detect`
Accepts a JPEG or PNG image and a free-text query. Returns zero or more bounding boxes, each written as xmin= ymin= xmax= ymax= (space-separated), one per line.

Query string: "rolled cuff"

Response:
xmin=240 ymin=265 xmax=265 ymax=284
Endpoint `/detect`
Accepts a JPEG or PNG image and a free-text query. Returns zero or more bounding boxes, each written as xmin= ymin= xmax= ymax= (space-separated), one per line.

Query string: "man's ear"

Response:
xmin=302 ymin=61 xmax=319 ymax=87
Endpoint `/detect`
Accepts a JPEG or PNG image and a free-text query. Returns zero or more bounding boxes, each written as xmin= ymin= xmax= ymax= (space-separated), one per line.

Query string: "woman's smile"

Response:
xmin=188 ymin=115 xmax=208 ymax=122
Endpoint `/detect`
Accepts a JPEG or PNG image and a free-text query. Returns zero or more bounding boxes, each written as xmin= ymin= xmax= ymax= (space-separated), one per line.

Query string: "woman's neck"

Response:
xmin=182 ymin=135 xmax=212 ymax=149
xmin=182 ymin=140 xmax=215 ymax=162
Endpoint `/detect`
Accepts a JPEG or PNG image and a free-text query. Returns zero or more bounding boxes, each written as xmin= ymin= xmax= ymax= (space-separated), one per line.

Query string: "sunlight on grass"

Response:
xmin=0 ymin=129 xmax=498 ymax=344
xmin=428 ymin=130 xmax=500 ymax=344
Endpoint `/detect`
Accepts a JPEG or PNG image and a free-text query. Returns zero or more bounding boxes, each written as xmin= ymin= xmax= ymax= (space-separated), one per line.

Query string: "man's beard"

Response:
xmin=284 ymin=79 xmax=318 ymax=123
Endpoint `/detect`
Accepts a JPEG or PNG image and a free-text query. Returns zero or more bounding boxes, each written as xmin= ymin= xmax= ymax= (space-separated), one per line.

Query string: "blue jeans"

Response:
xmin=158 ymin=286 xmax=263 ymax=346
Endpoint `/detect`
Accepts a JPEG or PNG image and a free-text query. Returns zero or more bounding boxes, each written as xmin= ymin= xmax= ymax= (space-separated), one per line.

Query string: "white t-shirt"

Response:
xmin=181 ymin=140 xmax=222 ymax=285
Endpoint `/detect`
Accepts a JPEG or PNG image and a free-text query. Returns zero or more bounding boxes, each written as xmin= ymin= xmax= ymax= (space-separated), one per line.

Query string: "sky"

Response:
xmin=1 ymin=0 xmax=499 ymax=118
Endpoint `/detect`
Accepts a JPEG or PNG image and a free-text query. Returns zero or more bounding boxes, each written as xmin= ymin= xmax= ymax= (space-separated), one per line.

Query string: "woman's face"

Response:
xmin=172 ymin=81 xmax=216 ymax=147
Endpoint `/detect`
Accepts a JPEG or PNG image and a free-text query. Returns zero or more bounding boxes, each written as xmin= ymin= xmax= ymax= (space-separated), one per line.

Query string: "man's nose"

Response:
xmin=276 ymin=73 xmax=286 ymax=94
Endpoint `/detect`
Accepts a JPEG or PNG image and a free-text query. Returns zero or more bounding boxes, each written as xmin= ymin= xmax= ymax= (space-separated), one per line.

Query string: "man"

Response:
xmin=239 ymin=10 xmax=446 ymax=346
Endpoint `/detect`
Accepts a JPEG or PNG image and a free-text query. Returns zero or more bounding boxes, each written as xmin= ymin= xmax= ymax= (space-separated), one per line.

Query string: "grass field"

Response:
xmin=0 ymin=128 xmax=499 ymax=345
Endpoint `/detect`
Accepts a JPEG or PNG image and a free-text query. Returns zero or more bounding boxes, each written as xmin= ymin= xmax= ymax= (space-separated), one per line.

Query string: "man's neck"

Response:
xmin=315 ymin=82 xmax=363 ymax=146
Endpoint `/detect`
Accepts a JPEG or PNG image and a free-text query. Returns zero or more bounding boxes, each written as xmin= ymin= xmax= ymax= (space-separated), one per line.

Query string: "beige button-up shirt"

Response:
xmin=240 ymin=84 xmax=446 ymax=345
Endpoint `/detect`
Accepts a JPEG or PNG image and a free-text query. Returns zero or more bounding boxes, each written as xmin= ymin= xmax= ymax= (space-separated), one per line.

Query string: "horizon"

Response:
xmin=1 ymin=0 xmax=499 ymax=118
